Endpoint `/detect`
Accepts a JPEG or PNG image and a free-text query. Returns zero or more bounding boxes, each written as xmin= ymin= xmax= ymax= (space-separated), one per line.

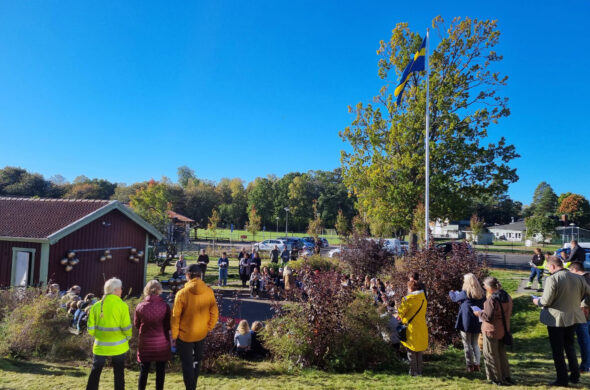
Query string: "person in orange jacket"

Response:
xmin=171 ymin=264 xmax=219 ymax=390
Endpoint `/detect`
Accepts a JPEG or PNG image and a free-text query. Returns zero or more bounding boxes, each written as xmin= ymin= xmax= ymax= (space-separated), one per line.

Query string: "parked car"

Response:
xmin=383 ymin=238 xmax=402 ymax=255
xmin=277 ymin=237 xmax=304 ymax=251
xmin=320 ymin=238 xmax=329 ymax=248
xmin=435 ymin=241 xmax=472 ymax=255
xmin=254 ymin=239 xmax=286 ymax=252
xmin=328 ymin=247 xmax=341 ymax=258
xmin=300 ymin=238 xmax=315 ymax=250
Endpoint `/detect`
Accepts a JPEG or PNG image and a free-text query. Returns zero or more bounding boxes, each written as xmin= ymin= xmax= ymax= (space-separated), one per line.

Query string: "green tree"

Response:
xmin=208 ymin=209 xmax=221 ymax=238
xmin=525 ymin=215 xmax=557 ymax=244
xmin=183 ymin=180 xmax=222 ymax=226
xmin=335 ymin=209 xmax=350 ymax=238
xmin=63 ymin=178 xmax=116 ymax=199
xmin=340 ymin=17 xmax=518 ymax=233
xmin=247 ymin=177 xmax=276 ymax=227
xmin=0 ymin=166 xmax=56 ymax=197
xmin=531 ymin=182 xmax=558 ymax=217
xmin=177 ymin=166 xmax=197 ymax=187
xmin=307 ymin=201 xmax=323 ymax=241
xmin=469 ymin=214 xmax=485 ymax=243
xmin=471 ymin=194 xmax=522 ymax=225
xmin=129 ymin=180 xmax=171 ymax=233
xmin=247 ymin=206 xmax=262 ymax=242
xmin=288 ymin=174 xmax=316 ymax=231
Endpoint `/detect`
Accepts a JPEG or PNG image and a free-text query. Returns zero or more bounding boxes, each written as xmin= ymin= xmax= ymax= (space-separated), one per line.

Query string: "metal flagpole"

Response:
xmin=424 ymin=28 xmax=430 ymax=245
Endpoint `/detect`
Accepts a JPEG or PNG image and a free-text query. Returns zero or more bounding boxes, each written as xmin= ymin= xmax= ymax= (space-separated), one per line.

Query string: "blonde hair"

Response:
xmin=104 ymin=278 xmax=122 ymax=295
xmin=251 ymin=321 xmax=263 ymax=332
xmin=462 ymin=273 xmax=485 ymax=300
xmin=237 ymin=319 xmax=250 ymax=335
xmin=143 ymin=280 xmax=162 ymax=297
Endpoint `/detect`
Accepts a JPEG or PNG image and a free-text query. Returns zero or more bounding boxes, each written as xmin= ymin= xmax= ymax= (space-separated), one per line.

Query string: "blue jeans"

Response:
xmin=576 ymin=320 xmax=590 ymax=371
xmin=218 ymin=267 xmax=228 ymax=286
xmin=528 ymin=267 xmax=542 ymax=284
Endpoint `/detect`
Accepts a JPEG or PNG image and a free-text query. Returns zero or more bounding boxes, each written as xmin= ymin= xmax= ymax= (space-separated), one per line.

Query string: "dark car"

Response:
xmin=277 ymin=237 xmax=304 ymax=251
xmin=435 ymin=241 xmax=472 ymax=255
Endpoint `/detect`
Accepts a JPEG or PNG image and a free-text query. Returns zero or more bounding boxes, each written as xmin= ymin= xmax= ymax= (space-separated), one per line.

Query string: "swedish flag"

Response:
xmin=394 ymin=37 xmax=426 ymax=106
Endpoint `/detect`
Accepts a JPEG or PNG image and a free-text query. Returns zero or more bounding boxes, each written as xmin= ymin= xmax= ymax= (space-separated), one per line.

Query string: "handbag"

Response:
xmin=396 ymin=299 xmax=424 ymax=342
xmin=495 ymin=297 xmax=513 ymax=346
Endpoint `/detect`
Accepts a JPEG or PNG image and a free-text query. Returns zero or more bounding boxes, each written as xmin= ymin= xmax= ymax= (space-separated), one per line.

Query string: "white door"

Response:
xmin=14 ymin=251 xmax=31 ymax=287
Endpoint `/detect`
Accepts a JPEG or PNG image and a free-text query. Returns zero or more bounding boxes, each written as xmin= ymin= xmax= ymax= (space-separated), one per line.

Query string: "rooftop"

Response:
xmin=0 ymin=197 xmax=112 ymax=239
xmin=487 ymin=220 xmax=526 ymax=231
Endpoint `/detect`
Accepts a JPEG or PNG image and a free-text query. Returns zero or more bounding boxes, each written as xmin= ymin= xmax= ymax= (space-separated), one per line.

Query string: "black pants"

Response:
xmin=138 ymin=361 xmax=166 ymax=390
xmin=548 ymin=325 xmax=579 ymax=385
xmin=86 ymin=353 xmax=126 ymax=390
xmin=177 ymin=339 xmax=205 ymax=390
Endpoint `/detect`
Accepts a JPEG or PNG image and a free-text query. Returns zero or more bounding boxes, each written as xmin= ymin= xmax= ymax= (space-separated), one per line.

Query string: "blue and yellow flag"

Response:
xmin=394 ymin=37 xmax=426 ymax=106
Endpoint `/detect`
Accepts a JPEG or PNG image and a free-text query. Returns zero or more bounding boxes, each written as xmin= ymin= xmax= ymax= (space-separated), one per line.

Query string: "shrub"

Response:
xmin=0 ymin=292 xmax=90 ymax=360
xmin=340 ymin=235 xmax=395 ymax=277
xmin=288 ymin=255 xmax=340 ymax=272
xmin=387 ymin=243 xmax=487 ymax=348
xmin=263 ymin=268 xmax=396 ymax=371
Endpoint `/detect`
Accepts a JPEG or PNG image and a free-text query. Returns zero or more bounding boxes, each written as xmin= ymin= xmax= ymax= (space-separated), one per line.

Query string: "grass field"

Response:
xmin=195 ymin=228 xmax=343 ymax=245
xmin=0 ymin=268 xmax=587 ymax=389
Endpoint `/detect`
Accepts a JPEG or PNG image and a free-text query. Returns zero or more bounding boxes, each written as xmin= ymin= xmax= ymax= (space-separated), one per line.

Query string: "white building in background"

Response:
xmin=431 ymin=218 xmax=467 ymax=239
xmin=487 ymin=220 xmax=526 ymax=242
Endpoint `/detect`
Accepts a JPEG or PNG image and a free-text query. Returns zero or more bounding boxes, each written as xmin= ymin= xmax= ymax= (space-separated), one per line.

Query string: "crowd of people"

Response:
xmin=47 ymin=238 xmax=590 ymax=388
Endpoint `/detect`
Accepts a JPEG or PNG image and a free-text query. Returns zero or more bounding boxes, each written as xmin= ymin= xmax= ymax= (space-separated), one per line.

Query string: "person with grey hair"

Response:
xmin=533 ymin=256 xmax=590 ymax=386
xmin=86 ymin=278 xmax=132 ymax=390
xmin=135 ymin=280 xmax=171 ymax=390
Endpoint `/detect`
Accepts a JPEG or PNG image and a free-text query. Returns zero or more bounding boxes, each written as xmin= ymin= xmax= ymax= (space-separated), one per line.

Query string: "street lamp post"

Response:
xmin=570 ymin=223 xmax=576 ymax=242
xmin=284 ymin=207 xmax=290 ymax=237
xmin=276 ymin=216 xmax=279 ymax=233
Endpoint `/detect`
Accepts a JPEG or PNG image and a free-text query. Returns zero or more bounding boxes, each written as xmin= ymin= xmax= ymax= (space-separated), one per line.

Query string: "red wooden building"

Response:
xmin=0 ymin=197 xmax=163 ymax=296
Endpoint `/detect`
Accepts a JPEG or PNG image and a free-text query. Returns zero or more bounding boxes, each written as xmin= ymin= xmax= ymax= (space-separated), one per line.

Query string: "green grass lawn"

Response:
xmin=1 ymin=268 xmax=587 ymax=389
xmin=195 ymin=228 xmax=343 ymax=245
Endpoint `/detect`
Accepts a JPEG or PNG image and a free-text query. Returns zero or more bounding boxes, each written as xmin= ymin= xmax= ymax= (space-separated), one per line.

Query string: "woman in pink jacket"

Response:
xmin=134 ymin=280 xmax=171 ymax=390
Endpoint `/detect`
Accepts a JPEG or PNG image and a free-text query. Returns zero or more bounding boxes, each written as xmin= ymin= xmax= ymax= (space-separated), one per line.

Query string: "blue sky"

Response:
xmin=0 ymin=1 xmax=588 ymax=204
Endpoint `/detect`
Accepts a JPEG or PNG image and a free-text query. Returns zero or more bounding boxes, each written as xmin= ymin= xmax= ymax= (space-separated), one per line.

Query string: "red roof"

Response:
xmin=166 ymin=210 xmax=194 ymax=223
xmin=0 ymin=197 xmax=111 ymax=239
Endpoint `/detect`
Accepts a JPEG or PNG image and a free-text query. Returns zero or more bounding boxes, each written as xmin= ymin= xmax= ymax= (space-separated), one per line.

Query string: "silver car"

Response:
xmin=254 ymin=239 xmax=286 ymax=252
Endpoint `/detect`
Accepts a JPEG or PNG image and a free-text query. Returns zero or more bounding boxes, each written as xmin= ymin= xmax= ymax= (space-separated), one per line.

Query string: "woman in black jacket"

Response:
xmin=449 ymin=273 xmax=486 ymax=372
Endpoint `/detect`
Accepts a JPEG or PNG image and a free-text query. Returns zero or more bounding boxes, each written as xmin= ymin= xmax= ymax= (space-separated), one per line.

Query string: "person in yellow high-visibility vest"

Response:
xmin=526 ymin=248 xmax=546 ymax=292
xmin=86 ymin=278 xmax=132 ymax=390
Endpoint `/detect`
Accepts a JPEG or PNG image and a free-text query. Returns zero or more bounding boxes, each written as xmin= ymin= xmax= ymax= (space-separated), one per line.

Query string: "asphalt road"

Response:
xmin=478 ymin=252 xmax=531 ymax=270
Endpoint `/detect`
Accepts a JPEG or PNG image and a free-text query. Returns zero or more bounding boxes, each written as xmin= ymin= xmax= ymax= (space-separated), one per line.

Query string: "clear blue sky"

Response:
xmin=0 ymin=1 xmax=588 ymax=204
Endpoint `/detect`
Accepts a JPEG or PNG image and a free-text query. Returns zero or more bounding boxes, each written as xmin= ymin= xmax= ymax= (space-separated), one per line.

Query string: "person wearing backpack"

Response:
xmin=474 ymin=277 xmax=513 ymax=386
xmin=449 ymin=273 xmax=486 ymax=372
xmin=397 ymin=279 xmax=427 ymax=376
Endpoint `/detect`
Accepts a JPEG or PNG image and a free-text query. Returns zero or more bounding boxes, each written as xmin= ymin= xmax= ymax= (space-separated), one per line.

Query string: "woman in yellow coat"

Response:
xmin=398 ymin=279 xmax=428 ymax=376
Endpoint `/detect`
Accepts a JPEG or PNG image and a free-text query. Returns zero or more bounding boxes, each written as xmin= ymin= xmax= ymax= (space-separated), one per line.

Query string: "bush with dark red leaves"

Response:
xmin=340 ymin=234 xmax=396 ymax=278
xmin=263 ymin=267 xmax=396 ymax=371
xmin=387 ymin=242 xmax=487 ymax=348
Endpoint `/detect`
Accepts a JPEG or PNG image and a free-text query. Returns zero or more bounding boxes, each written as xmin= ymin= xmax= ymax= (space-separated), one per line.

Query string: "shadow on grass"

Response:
xmin=0 ymin=358 xmax=86 ymax=378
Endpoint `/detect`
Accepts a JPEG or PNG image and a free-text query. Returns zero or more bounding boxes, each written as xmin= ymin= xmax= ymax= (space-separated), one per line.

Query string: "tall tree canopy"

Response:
xmin=340 ymin=17 xmax=518 ymax=234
